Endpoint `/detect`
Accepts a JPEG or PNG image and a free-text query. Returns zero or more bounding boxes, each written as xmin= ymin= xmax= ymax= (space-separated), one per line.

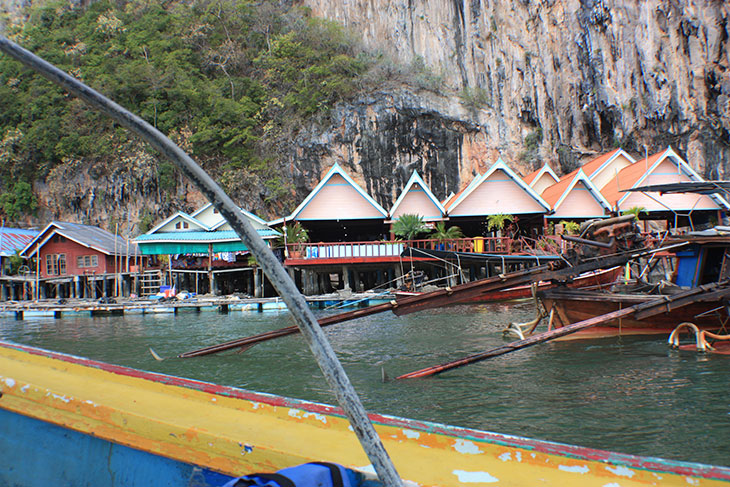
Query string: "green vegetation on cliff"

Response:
xmin=0 ymin=0 xmax=371 ymax=222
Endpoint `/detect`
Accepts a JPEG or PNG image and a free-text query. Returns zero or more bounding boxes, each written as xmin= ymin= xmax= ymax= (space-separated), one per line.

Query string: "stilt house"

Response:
xmin=599 ymin=147 xmax=730 ymax=229
xmin=272 ymin=163 xmax=388 ymax=242
xmin=445 ymin=159 xmax=550 ymax=237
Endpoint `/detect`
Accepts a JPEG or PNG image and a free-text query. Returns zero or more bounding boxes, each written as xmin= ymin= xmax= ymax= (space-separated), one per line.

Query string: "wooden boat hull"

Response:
xmin=1 ymin=341 xmax=729 ymax=486
xmin=539 ymin=290 xmax=728 ymax=339
xmin=396 ymin=267 xmax=622 ymax=303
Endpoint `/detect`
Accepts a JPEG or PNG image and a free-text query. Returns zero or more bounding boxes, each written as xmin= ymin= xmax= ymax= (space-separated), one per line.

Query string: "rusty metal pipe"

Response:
xmin=561 ymin=234 xmax=615 ymax=249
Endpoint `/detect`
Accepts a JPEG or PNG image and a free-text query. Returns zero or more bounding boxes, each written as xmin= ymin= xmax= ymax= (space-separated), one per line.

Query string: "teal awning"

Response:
xmin=134 ymin=231 xmax=252 ymax=255
xmin=136 ymin=241 xmax=248 ymax=255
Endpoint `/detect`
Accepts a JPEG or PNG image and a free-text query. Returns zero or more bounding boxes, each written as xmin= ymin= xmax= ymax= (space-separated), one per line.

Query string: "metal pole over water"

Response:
xmin=0 ymin=36 xmax=403 ymax=487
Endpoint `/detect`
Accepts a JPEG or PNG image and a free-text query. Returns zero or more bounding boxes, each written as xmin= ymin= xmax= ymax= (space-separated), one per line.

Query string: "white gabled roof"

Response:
xmin=209 ymin=208 xmax=270 ymax=231
xmin=190 ymin=203 xmax=214 ymax=219
xmin=286 ymin=163 xmax=388 ymax=220
xmin=554 ymin=169 xmax=612 ymax=213
xmin=448 ymin=158 xmax=551 ymax=214
xmin=389 ymin=171 xmax=446 ymax=219
xmin=587 ymin=148 xmax=637 ymax=180
xmin=146 ymin=212 xmax=210 ymax=235
xmin=525 ymin=164 xmax=559 ymax=187
xmin=618 ymin=147 xmax=730 ymax=210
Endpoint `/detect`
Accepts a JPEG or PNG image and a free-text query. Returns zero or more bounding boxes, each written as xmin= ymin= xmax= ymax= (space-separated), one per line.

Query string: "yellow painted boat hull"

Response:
xmin=0 ymin=340 xmax=727 ymax=486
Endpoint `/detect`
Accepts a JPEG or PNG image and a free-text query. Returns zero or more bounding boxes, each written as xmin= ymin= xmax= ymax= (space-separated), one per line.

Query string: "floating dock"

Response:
xmin=0 ymin=293 xmax=393 ymax=319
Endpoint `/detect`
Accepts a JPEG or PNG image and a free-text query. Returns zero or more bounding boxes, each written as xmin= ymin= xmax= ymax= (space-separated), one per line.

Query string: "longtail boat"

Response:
xmin=2 ymin=340 xmax=730 ymax=486
xmin=538 ymin=229 xmax=730 ymax=339
xmin=395 ymin=266 xmax=622 ymax=303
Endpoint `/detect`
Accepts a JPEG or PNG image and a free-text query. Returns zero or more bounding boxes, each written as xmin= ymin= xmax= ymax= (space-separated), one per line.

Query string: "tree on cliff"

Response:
xmin=0 ymin=0 xmax=373 ymax=224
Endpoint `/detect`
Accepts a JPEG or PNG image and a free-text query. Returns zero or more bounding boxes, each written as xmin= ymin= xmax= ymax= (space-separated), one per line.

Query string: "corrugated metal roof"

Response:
xmin=0 ymin=227 xmax=38 ymax=257
xmin=22 ymin=221 xmax=139 ymax=257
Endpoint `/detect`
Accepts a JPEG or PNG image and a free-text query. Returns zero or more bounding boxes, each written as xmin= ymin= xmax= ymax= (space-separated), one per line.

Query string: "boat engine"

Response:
xmin=562 ymin=215 xmax=645 ymax=263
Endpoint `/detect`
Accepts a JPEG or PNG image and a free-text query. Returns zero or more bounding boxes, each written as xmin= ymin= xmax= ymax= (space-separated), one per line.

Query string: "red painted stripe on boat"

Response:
xmin=3 ymin=340 xmax=729 ymax=480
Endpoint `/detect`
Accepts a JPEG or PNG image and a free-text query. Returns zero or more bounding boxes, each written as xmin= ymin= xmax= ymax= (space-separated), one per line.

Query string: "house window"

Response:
xmin=175 ymin=221 xmax=190 ymax=230
xmin=46 ymin=253 xmax=67 ymax=275
xmin=77 ymin=255 xmax=99 ymax=268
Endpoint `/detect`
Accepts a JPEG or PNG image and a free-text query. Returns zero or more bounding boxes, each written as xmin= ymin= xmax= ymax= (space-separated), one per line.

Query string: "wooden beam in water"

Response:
xmin=179 ymin=246 xmax=678 ymax=358
xmin=178 ymin=301 xmax=396 ymax=357
xmin=395 ymin=306 xmax=638 ymax=379
xmin=396 ymin=280 xmax=730 ymax=379
xmin=179 ymin=264 xmax=563 ymax=357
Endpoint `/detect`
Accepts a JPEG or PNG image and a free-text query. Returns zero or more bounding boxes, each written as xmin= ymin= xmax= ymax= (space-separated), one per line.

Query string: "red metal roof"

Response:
xmin=0 ymin=227 xmax=38 ymax=257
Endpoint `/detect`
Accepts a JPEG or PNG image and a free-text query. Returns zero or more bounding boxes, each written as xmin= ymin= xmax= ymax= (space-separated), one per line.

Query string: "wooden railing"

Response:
xmin=285 ymin=236 xmax=559 ymax=261
xmin=283 ymin=232 xmax=661 ymax=262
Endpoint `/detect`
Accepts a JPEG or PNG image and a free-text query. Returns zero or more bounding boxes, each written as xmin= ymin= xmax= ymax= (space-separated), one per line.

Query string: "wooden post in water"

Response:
xmin=35 ymin=242 xmax=40 ymax=301
xmin=253 ymin=267 xmax=261 ymax=298
xmin=207 ymin=244 xmax=213 ymax=295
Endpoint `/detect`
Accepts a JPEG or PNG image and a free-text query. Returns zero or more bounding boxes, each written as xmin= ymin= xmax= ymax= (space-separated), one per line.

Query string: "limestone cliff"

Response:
xmin=3 ymin=0 xmax=729 ymax=230
xmin=295 ymin=0 xmax=729 ymax=206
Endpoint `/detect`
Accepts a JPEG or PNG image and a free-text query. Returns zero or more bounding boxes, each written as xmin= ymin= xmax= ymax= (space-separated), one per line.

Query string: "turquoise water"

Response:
xmin=2 ymin=302 xmax=729 ymax=467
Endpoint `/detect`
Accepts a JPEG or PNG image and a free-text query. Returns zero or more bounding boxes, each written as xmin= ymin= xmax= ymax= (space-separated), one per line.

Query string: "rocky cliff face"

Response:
xmin=296 ymin=0 xmax=729 ymax=205
xmin=7 ymin=0 xmax=730 ymax=228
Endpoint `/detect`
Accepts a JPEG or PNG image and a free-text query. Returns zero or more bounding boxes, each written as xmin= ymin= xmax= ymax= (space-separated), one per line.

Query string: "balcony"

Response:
xmin=283 ymin=236 xmax=570 ymax=265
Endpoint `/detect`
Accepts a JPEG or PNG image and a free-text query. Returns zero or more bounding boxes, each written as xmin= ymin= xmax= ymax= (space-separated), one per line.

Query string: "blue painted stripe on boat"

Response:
xmin=0 ymin=408 xmax=234 ymax=487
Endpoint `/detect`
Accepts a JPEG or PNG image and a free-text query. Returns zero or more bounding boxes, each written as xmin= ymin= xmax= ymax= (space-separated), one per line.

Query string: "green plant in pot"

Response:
xmin=277 ymin=222 xmax=309 ymax=258
xmin=392 ymin=214 xmax=429 ymax=241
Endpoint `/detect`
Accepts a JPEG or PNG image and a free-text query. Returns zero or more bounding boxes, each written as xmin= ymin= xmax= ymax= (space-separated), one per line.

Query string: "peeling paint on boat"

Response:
xmin=452 ymin=469 xmax=499 ymax=483
xmin=50 ymin=393 xmax=72 ymax=403
xmin=453 ymin=439 xmax=482 ymax=455
xmin=2 ymin=377 xmax=15 ymax=388
xmin=287 ymin=408 xmax=327 ymax=424
xmin=606 ymin=465 xmax=635 ymax=478
xmin=2 ymin=340 xmax=730 ymax=487
xmin=402 ymin=429 xmax=420 ymax=439
xmin=558 ymin=464 xmax=590 ymax=473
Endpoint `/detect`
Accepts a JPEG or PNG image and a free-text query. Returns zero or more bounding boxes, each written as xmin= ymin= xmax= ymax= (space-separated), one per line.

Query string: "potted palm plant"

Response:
xmin=430 ymin=222 xmax=464 ymax=250
xmin=276 ymin=222 xmax=309 ymax=258
xmin=486 ymin=213 xmax=514 ymax=235
xmin=392 ymin=214 xmax=429 ymax=241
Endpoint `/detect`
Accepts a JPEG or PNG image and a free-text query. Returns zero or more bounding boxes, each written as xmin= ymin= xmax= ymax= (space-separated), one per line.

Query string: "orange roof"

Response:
xmin=522 ymin=164 xmax=558 ymax=186
xmin=522 ymin=167 xmax=542 ymax=185
xmin=600 ymin=151 xmax=664 ymax=207
xmin=540 ymin=176 xmax=573 ymax=207
xmin=580 ymin=148 xmax=621 ymax=178
xmin=536 ymin=148 xmax=621 ymax=203
xmin=444 ymin=185 xmax=468 ymax=210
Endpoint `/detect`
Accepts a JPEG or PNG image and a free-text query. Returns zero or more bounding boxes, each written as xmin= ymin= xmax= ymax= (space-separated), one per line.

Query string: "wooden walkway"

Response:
xmin=0 ymin=293 xmax=392 ymax=318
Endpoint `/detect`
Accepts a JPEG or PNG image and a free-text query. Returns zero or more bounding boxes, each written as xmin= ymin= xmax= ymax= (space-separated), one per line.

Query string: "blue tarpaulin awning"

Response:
xmin=133 ymin=230 xmax=259 ymax=255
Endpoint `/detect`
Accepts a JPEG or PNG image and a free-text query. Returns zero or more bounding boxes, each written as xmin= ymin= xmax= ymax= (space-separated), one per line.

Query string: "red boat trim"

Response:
xmin=4 ymin=340 xmax=729 ymax=481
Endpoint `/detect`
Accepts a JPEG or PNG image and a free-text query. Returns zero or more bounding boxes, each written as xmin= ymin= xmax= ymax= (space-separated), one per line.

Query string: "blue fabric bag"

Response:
xmin=222 ymin=462 xmax=359 ymax=487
